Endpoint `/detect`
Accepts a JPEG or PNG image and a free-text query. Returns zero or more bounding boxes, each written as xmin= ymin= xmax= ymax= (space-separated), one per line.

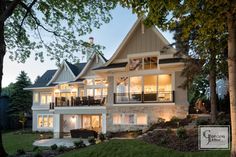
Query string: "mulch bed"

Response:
xmin=139 ymin=129 xmax=198 ymax=152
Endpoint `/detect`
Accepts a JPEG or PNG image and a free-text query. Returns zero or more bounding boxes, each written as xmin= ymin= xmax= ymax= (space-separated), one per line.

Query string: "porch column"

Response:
xmin=102 ymin=113 xmax=106 ymax=133
xmin=53 ymin=114 xmax=63 ymax=138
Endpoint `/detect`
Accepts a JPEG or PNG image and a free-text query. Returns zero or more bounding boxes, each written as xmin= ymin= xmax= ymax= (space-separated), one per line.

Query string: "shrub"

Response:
xmin=33 ymin=149 xmax=43 ymax=157
xmin=196 ymin=119 xmax=209 ymax=126
xmin=170 ymin=116 xmax=180 ymax=123
xmin=98 ymin=133 xmax=106 ymax=142
xmin=33 ymin=146 xmax=39 ymax=152
xmin=51 ymin=144 xmax=58 ymax=150
xmin=16 ymin=149 xmax=26 ymax=155
xmin=106 ymin=131 xmax=112 ymax=139
xmin=88 ymin=136 xmax=96 ymax=145
xmin=176 ymin=127 xmax=187 ymax=139
xmin=58 ymin=146 xmax=67 ymax=153
xmin=157 ymin=117 xmax=165 ymax=124
xmin=166 ymin=127 xmax=172 ymax=134
xmin=74 ymin=139 xmax=86 ymax=148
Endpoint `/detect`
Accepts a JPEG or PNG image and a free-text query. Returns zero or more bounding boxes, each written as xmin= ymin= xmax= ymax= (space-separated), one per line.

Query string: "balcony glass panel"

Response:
xmin=144 ymin=75 xmax=157 ymax=101
xmin=130 ymin=76 xmax=142 ymax=102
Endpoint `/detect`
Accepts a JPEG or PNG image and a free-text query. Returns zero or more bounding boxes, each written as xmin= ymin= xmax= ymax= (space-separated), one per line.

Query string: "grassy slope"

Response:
xmin=59 ymin=139 xmax=230 ymax=157
xmin=2 ymin=132 xmax=39 ymax=154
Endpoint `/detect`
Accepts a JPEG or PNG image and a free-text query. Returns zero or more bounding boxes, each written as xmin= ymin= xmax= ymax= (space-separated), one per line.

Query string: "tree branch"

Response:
xmin=19 ymin=0 xmax=38 ymax=29
xmin=0 ymin=0 xmax=21 ymax=23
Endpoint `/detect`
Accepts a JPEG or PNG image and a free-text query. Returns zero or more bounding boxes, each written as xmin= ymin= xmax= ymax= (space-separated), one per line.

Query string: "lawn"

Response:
xmin=59 ymin=139 xmax=230 ymax=157
xmin=2 ymin=131 xmax=40 ymax=154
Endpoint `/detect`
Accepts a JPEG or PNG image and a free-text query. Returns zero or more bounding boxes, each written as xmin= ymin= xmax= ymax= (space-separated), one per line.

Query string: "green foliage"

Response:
xmin=50 ymin=144 xmax=58 ymax=150
xmin=98 ymin=133 xmax=106 ymax=142
xmin=7 ymin=71 xmax=32 ymax=118
xmin=170 ymin=116 xmax=180 ymax=124
xmin=176 ymin=127 xmax=187 ymax=139
xmin=2 ymin=0 xmax=116 ymax=65
xmin=32 ymin=146 xmax=39 ymax=152
xmin=74 ymin=139 xmax=86 ymax=148
xmin=196 ymin=119 xmax=209 ymax=126
xmin=19 ymin=112 xmax=27 ymax=130
xmin=88 ymin=136 xmax=96 ymax=145
xmin=157 ymin=117 xmax=165 ymax=124
xmin=16 ymin=149 xmax=26 ymax=155
xmin=58 ymin=145 xmax=67 ymax=153
xmin=1 ymin=83 xmax=15 ymax=97
xmin=105 ymin=132 xmax=112 ymax=140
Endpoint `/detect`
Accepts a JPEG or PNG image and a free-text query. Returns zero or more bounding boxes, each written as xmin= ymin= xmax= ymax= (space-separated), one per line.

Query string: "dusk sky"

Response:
xmin=2 ymin=6 xmax=174 ymax=87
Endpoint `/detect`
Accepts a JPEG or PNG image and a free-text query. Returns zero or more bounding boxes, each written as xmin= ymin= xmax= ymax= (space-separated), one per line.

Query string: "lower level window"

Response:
xmin=38 ymin=114 xmax=53 ymax=128
xmin=112 ymin=113 xmax=147 ymax=125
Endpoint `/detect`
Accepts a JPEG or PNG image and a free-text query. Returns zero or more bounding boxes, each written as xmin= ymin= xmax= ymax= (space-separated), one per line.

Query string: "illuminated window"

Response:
xmin=40 ymin=93 xmax=52 ymax=105
xmin=37 ymin=114 xmax=53 ymax=128
xmin=103 ymin=88 xmax=108 ymax=96
xmin=130 ymin=76 xmax=142 ymax=102
xmin=129 ymin=58 xmax=142 ymax=71
xmin=38 ymin=115 xmax=43 ymax=127
xmin=144 ymin=57 xmax=158 ymax=69
xmin=124 ymin=114 xmax=135 ymax=124
xmin=87 ymin=89 xmax=93 ymax=96
xmin=137 ymin=114 xmax=147 ymax=125
xmin=60 ymin=84 xmax=70 ymax=90
xmin=34 ymin=93 xmax=39 ymax=103
xmin=113 ymin=114 xmax=122 ymax=124
xmin=86 ymin=79 xmax=93 ymax=85
xmin=41 ymin=95 xmax=47 ymax=104
xmin=95 ymin=88 xmax=102 ymax=98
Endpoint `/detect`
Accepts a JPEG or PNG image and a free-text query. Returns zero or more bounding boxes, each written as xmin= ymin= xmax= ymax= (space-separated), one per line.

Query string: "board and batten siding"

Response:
xmin=115 ymin=22 xmax=170 ymax=61
xmin=54 ymin=64 xmax=74 ymax=83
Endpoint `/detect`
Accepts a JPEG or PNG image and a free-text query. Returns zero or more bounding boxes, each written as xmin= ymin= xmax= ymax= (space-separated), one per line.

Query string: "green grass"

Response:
xmin=2 ymin=131 xmax=39 ymax=154
xmin=59 ymin=139 xmax=230 ymax=157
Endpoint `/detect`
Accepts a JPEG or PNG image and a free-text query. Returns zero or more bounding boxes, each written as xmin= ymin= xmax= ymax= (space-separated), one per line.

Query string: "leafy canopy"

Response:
xmin=3 ymin=0 xmax=116 ymax=64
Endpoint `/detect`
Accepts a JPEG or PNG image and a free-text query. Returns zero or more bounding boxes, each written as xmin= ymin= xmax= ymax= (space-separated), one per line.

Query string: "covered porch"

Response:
xmin=53 ymin=107 xmax=106 ymax=138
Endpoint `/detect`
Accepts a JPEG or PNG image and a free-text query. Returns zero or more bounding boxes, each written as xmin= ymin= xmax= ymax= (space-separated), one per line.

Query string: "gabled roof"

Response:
xmin=65 ymin=60 xmax=87 ymax=76
xmin=74 ymin=52 xmax=107 ymax=81
xmin=105 ymin=17 xmax=171 ymax=66
xmin=25 ymin=70 xmax=57 ymax=89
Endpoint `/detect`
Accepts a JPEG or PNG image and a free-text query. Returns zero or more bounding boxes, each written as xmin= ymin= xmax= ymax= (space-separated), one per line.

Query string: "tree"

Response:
xmin=1 ymin=82 xmax=14 ymax=96
xmin=18 ymin=112 xmax=27 ymax=130
xmin=0 ymin=1 xmax=116 ymax=156
xmin=8 ymin=71 xmax=32 ymax=117
xmin=120 ymin=1 xmax=235 ymax=156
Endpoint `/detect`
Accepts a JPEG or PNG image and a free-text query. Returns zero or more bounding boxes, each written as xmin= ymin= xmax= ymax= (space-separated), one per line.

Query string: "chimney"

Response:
xmin=86 ymin=37 xmax=94 ymax=61
xmin=89 ymin=37 xmax=94 ymax=45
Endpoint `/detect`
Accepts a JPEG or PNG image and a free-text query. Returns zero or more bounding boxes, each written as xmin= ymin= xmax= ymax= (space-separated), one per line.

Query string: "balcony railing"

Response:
xmin=49 ymin=96 xmax=106 ymax=109
xmin=114 ymin=91 xmax=175 ymax=104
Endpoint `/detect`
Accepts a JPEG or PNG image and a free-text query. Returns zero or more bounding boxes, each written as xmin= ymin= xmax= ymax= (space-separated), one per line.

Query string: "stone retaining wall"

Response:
xmin=106 ymin=104 xmax=189 ymax=132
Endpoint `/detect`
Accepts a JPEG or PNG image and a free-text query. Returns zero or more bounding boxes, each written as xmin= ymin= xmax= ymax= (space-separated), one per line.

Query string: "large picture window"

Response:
xmin=115 ymin=74 xmax=172 ymax=103
xmin=129 ymin=56 xmax=158 ymax=71
xmin=112 ymin=113 xmax=147 ymax=125
xmin=37 ymin=114 xmax=53 ymax=128
xmin=40 ymin=93 xmax=52 ymax=105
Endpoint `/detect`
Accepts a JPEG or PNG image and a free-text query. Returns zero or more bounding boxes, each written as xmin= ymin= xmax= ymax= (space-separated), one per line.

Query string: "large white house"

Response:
xmin=25 ymin=18 xmax=189 ymax=138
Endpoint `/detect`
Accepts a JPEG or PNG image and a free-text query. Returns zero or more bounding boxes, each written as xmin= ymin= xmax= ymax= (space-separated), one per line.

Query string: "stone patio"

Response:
xmin=33 ymin=138 xmax=89 ymax=148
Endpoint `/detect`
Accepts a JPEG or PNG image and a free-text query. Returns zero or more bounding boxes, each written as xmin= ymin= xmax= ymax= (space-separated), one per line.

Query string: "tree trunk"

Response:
xmin=0 ymin=21 xmax=7 ymax=156
xmin=209 ymin=50 xmax=217 ymax=123
xmin=227 ymin=13 xmax=236 ymax=157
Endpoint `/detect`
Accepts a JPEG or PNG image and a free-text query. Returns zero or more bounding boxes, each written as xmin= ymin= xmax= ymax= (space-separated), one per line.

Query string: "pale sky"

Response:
xmin=2 ymin=6 xmax=174 ymax=87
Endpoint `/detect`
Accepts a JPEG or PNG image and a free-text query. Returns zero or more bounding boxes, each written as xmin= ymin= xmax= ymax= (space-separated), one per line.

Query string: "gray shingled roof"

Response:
xmin=26 ymin=70 xmax=57 ymax=88
xmin=65 ymin=61 xmax=87 ymax=76
xmin=27 ymin=61 xmax=87 ymax=88
xmin=93 ymin=62 xmax=127 ymax=70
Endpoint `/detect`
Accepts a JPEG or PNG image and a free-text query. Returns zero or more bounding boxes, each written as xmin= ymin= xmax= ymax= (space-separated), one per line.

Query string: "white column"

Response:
xmin=102 ymin=113 xmax=106 ymax=133
xmin=53 ymin=114 xmax=61 ymax=138
xmin=75 ymin=115 xmax=81 ymax=129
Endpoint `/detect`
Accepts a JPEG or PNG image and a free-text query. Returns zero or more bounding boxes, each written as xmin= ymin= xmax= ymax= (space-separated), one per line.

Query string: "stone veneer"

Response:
xmin=106 ymin=104 xmax=189 ymax=132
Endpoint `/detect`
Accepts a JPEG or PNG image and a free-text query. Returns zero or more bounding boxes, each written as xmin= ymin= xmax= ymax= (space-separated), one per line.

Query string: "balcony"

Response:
xmin=114 ymin=91 xmax=175 ymax=104
xmin=49 ymin=96 xmax=106 ymax=109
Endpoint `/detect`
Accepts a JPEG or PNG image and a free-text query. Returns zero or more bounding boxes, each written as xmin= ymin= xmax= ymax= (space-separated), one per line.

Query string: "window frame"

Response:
xmin=37 ymin=114 xmax=54 ymax=129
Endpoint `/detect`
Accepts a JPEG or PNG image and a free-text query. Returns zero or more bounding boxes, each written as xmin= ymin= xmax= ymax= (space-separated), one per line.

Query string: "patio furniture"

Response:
xmin=88 ymin=96 xmax=95 ymax=106
xmin=82 ymin=97 xmax=88 ymax=106
xmin=75 ymin=97 xmax=81 ymax=106
xmin=70 ymin=129 xmax=98 ymax=138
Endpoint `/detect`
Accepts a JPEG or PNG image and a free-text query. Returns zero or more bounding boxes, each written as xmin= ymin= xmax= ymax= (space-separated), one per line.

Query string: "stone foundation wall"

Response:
xmin=106 ymin=104 xmax=189 ymax=132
